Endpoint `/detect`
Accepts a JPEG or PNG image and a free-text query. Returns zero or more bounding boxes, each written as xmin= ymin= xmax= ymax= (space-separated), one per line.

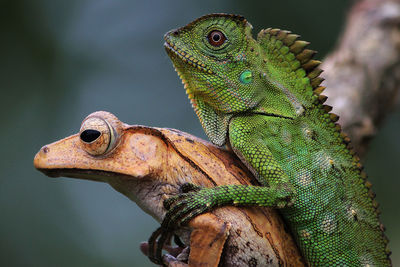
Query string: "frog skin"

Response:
xmin=34 ymin=111 xmax=305 ymax=267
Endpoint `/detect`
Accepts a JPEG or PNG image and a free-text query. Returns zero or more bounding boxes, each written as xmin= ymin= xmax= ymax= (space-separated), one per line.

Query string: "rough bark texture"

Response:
xmin=323 ymin=0 xmax=400 ymax=157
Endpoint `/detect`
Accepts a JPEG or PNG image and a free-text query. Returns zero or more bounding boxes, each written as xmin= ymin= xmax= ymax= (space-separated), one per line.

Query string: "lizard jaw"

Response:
xmin=164 ymin=34 xmax=212 ymax=105
xmin=163 ymin=34 xmax=214 ymax=75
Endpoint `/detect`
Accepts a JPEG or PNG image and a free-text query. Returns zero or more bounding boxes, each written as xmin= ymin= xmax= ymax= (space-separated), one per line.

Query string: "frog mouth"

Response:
xmin=163 ymin=33 xmax=214 ymax=75
xmin=38 ymin=168 xmax=132 ymax=183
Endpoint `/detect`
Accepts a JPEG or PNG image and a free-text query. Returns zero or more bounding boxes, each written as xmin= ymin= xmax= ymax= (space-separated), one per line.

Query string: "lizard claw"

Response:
xmin=149 ymin=184 xmax=217 ymax=264
xmin=147 ymin=227 xmax=174 ymax=265
xmin=147 ymin=228 xmax=188 ymax=265
xmin=147 ymin=227 xmax=164 ymax=264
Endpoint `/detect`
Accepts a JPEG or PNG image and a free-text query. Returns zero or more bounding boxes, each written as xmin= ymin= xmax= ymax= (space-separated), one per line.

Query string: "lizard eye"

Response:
xmin=79 ymin=116 xmax=117 ymax=156
xmin=207 ymin=30 xmax=226 ymax=47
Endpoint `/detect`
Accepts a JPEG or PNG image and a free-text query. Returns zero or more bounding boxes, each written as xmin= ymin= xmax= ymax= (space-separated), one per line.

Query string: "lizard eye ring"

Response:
xmin=207 ymin=30 xmax=226 ymax=47
xmin=79 ymin=116 xmax=117 ymax=156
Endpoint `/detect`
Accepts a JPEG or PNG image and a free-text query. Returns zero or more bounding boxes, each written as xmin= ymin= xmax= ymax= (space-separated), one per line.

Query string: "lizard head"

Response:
xmin=164 ymin=14 xmax=264 ymax=115
xmin=164 ymin=14 xmax=322 ymax=146
xmin=164 ymin=14 xmax=268 ymax=145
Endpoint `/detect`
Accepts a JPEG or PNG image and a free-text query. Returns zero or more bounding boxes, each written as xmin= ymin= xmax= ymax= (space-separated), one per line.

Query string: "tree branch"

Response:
xmin=323 ymin=0 xmax=400 ymax=157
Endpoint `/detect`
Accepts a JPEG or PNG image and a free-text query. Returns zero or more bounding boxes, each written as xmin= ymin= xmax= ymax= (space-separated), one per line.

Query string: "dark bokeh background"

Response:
xmin=1 ymin=0 xmax=398 ymax=266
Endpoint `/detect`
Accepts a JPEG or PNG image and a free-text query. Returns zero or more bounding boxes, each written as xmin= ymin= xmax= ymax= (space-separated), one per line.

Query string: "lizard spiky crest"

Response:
xmin=259 ymin=28 xmax=325 ymax=95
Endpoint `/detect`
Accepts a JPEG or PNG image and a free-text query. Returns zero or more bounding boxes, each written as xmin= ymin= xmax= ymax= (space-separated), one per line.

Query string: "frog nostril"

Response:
xmin=80 ymin=129 xmax=101 ymax=143
xmin=42 ymin=146 xmax=49 ymax=154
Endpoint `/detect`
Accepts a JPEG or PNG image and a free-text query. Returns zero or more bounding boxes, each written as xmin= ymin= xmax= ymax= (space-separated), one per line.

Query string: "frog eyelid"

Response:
xmin=104 ymin=119 xmax=117 ymax=154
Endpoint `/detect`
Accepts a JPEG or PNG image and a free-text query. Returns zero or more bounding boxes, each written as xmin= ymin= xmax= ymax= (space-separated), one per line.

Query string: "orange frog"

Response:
xmin=34 ymin=111 xmax=304 ymax=267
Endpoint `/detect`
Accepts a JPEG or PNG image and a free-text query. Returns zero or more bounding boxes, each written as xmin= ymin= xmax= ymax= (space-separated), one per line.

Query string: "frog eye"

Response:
xmin=79 ymin=117 xmax=117 ymax=156
xmin=207 ymin=30 xmax=226 ymax=47
xmin=80 ymin=129 xmax=101 ymax=143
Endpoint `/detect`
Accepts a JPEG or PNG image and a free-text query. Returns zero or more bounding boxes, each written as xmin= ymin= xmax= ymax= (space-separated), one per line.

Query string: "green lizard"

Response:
xmin=157 ymin=13 xmax=392 ymax=266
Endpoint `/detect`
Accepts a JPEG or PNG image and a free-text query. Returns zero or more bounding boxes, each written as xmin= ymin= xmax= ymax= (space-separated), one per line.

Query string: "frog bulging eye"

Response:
xmin=79 ymin=117 xmax=117 ymax=156
xmin=207 ymin=30 xmax=226 ymax=47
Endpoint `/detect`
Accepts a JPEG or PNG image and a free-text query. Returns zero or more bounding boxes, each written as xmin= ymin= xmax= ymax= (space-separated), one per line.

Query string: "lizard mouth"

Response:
xmin=163 ymin=32 xmax=214 ymax=75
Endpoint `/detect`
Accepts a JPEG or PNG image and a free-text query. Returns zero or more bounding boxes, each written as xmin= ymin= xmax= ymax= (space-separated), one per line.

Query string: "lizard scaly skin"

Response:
xmin=161 ymin=14 xmax=391 ymax=266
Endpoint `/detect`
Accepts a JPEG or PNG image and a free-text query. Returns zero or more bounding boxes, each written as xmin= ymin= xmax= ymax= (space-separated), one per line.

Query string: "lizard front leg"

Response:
xmin=150 ymin=116 xmax=296 ymax=263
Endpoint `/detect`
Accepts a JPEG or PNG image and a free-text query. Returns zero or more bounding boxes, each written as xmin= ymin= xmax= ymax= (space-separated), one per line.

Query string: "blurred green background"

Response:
xmin=1 ymin=0 xmax=398 ymax=266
